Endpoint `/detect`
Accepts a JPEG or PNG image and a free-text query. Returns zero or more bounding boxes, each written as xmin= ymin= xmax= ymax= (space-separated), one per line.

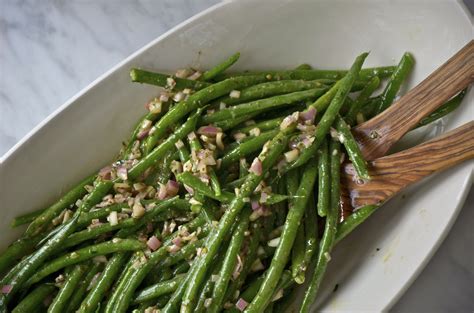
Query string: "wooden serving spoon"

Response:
xmin=340 ymin=121 xmax=474 ymax=217
xmin=353 ymin=40 xmax=474 ymax=161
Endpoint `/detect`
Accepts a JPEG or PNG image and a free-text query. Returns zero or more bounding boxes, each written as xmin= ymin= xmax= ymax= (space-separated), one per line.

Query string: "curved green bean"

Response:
xmin=417 ymin=89 xmax=466 ymax=128
xmin=335 ymin=204 xmax=378 ymax=244
xmin=334 ymin=116 xmax=370 ymax=180
xmin=375 ymin=52 xmax=415 ymax=114
xmin=201 ymin=52 xmax=240 ymax=81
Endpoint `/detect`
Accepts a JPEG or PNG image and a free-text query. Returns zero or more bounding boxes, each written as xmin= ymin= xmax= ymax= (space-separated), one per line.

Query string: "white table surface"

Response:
xmin=1 ymin=1 xmax=472 ymax=312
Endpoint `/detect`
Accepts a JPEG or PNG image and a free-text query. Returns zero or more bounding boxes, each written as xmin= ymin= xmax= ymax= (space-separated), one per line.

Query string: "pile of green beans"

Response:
xmin=1 ymin=50 xmax=465 ymax=313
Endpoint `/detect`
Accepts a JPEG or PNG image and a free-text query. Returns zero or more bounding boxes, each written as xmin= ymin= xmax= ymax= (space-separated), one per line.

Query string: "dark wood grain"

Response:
xmin=341 ymin=121 xmax=474 ymax=219
xmin=353 ymin=40 xmax=474 ymax=161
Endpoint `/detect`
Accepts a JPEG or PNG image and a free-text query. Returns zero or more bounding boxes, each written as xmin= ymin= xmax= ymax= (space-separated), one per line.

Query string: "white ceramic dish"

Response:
xmin=1 ymin=0 xmax=472 ymax=311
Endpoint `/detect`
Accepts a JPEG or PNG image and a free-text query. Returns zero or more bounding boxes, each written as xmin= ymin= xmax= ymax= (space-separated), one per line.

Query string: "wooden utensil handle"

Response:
xmin=373 ymin=121 xmax=474 ymax=175
xmin=353 ymin=40 xmax=474 ymax=160
xmin=343 ymin=121 xmax=474 ymax=209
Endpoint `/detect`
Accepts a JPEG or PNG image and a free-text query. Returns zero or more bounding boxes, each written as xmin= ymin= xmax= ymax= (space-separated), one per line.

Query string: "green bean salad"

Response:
xmin=0 ymin=51 xmax=465 ymax=313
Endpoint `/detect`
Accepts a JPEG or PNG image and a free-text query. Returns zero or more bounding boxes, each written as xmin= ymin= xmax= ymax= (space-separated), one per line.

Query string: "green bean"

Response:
xmin=295 ymin=64 xmax=312 ymax=70
xmin=195 ymin=277 xmax=215 ymax=313
xmin=186 ymin=135 xmax=211 ymax=212
xmin=133 ymin=274 xmax=185 ymax=304
xmin=10 ymin=208 xmax=47 ymax=228
xmin=303 ymin=192 xmax=318 ymax=266
xmin=129 ymin=108 xmax=202 ymax=179
xmin=209 ymin=208 xmax=251 ymax=312
xmin=335 ymin=205 xmax=378 ymax=244
xmin=334 ymin=116 xmax=370 ymax=180
xmin=214 ymin=66 xmax=395 ymax=81
xmin=291 ymin=223 xmax=305 ymax=284
xmin=105 ymin=256 xmax=142 ymax=313
xmin=375 ymin=52 xmax=415 ymax=114
xmin=77 ymin=203 xmax=129 ymax=227
xmin=78 ymin=181 xmax=115 ymax=215
xmin=172 ymin=261 xmax=191 ymax=276
xmin=116 ymin=198 xmax=185 ymax=238
xmin=358 ymin=95 xmax=382 ymax=119
xmin=24 ymin=174 xmax=95 ymax=237
xmin=213 ymin=80 xmax=328 ymax=107
xmin=78 ymin=253 xmax=129 ymax=313
xmin=77 ymin=198 xmax=188 ymax=230
xmin=417 ymin=90 xmax=466 ymax=128
xmin=26 ymin=239 xmax=145 ymax=286
xmin=213 ymin=113 xmax=257 ymax=131
xmin=224 ymin=220 xmax=262 ymax=304
xmin=246 ymin=159 xmax=318 ymax=312
xmin=161 ymin=266 xmax=196 ymax=313
xmin=156 ymin=295 xmax=172 ymax=309
xmin=201 ymin=88 xmax=327 ymax=124
xmin=236 ymin=117 xmax=285 ymax=136
xmin=66 ymin=262 xmax=102 ymax=313
xmin=130 ymin=68 xmax=211 ymax=90
xmin=123 ymin=105 xmax=172 ymax=159
xmin=201 ymin=52 xmax=240 ymax=81
xmin=155 ymin=149 xmax=175 ymax=184
xmin=284 ymin=52 xmax=369 ymax=172
xmin=285 ymin=170 xmax=305 ymax=284
xmin=144 ymin=76 xmax=268 ymax=152
xmin=181 ymin=130 xmax=290 ymax=313
xmin=299 ymin=139 xmax=341 ymax=313
xmin=11 ymin=284 xmax=56 ymax=313
xmin=345 ymin=76 xmax=380 ymax=125
xmin=226 ymin=275 xmax=264 ymax=312
xmin=317 ymin=139 xmax=330 ymax=217
xmin=220 ymin=130 xmax=278 ymax=168
xmin=0 ymin=237 xmax=41 ymax=276
xmin=136 ymin=300 xmax=159 ymax=313
xmin=195 ymin=250 xmax=229 ymax=313
xmin=0 ymin=213 xmax=81 ymax=309
xmin=161 ymin=238 xmax=206 ymax=268
xmin=225 ymin=271 xmax=292 ymax=313
xmin=48 ymin=264 xmax=88 ymax=313
xmin=188 ymin=125 xmax=221 ymax=197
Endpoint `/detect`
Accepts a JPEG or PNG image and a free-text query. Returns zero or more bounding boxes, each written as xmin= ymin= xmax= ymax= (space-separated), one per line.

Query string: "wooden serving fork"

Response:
xmin=341 ymin=121 xmax=474 ymax=216
xmin=353 ymin=40 xmax=474 ymax=160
